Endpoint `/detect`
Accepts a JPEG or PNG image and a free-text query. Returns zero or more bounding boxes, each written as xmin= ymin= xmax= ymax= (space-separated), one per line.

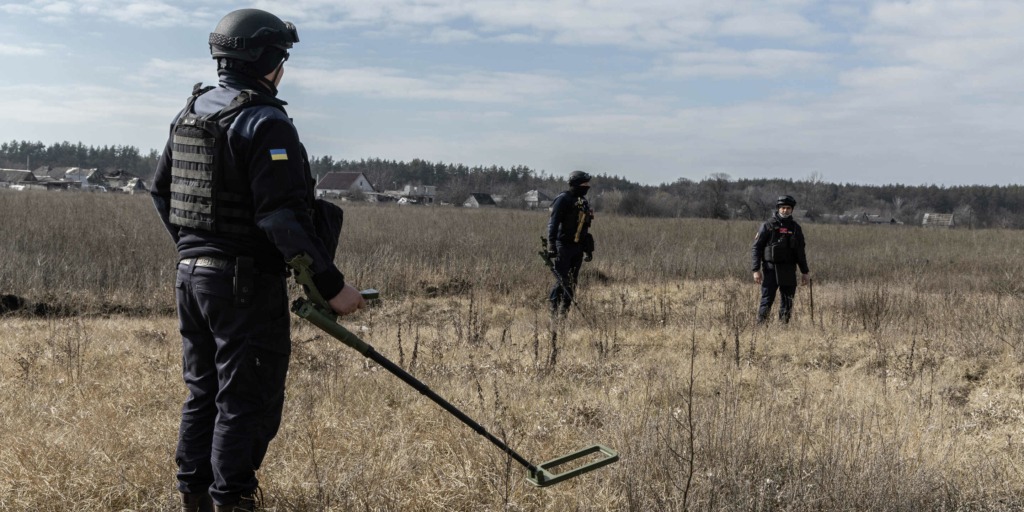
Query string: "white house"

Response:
xmin=524 ymin=190 xmax=555 ymax=209
xmin=316 ymin=172 xmax=376 ymax=198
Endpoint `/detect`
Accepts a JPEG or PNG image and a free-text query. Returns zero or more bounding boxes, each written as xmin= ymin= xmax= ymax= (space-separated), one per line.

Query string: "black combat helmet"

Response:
xmin=776 ymin=195 xmax=796 ymax=207
xmin=568 ymin=170 xmax=592 ymax=187
xmin=209 ymin=9 xmax=298 ymax=76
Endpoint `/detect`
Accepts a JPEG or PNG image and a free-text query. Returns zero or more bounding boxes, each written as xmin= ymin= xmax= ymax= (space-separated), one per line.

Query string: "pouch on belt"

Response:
xmin=234 ymin=256 xmax=254 ymax=307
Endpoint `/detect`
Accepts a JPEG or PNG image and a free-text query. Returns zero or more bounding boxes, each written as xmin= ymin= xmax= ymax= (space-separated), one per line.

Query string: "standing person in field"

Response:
xmin=751 ymin=195 xmax=810 ymax=324
xmin=546 ymin=170 xmax=595 ymax=316
xmin=150 ymin=9 xmax=364 ymax=512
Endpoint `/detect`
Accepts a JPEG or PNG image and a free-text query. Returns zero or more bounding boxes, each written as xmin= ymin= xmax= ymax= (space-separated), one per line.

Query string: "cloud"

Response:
xmin=135 ymin=58 xmax=214 ymax=87
xmin=40 ymin=1 xmax=75 ymax=16
xmin=105 ymin=0 xmax=826 ymax=48
xmin=0 ymin=44 xmax=47 ymax=56
xmin=0 ymin=3 xmax=36 ymax=15
xmin=4 ymin=0 xmax=833 ymax=51
xmin=102 ymin=2 xmax=192 ymax=26
xmin=289 ymin=66 xmax=570 ymax=103
xmin=847 ymin=1 xmax=1024 ymax=102
xmin=658 ymin=47 xmax=830 ymax=79
xmin=0 ymin=84 xmax=173 ymax=123
xmin=718 ymin=12 xmax=819 ymax=39
xmin=7 ymin=0 xmax=215 ymax=27
xmin=426 ymin=27 xmax=479 ymax=43
xmin=0 ymin=84 xmax=182 ymax=152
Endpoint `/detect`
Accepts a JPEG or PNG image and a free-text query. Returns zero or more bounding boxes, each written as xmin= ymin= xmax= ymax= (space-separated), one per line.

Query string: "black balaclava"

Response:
xmin=217 ymin=47 xmax=288 ymax=95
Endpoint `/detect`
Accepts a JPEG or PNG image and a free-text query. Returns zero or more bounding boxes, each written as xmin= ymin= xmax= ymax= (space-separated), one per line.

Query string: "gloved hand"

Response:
xmin=584 ymin=252 xmax=593 ymax=262
xmin=547 ymin=247 xmax=557 ymax=260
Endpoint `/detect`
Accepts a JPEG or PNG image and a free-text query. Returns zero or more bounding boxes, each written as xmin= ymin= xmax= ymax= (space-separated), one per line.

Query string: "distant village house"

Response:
xmin=394 ymin=184 xmax=437 ymax=204
xmin=0 ymin=169 xmax=38 ymax=189
xmin=316 ymin=172 xmax=376 ymax=198
xmin=463 ymin=193 xmax=497 ymax=208
xmin=922 ymin=213 xmax=955 ymax=228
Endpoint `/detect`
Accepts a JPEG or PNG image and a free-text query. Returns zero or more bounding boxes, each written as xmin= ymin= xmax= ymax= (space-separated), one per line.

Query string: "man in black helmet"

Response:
xmin=546 ymin=170 xmax=595 ymax=316
xmin=751 ymin=195 xmax=810 ymax=324
xmin=151 ymin=9 xmax=364 ymax=512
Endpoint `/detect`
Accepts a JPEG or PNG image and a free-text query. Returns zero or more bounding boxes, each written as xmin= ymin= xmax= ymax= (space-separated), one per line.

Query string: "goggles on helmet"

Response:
xmin=209 ymin=21 xmax=299 ymax=52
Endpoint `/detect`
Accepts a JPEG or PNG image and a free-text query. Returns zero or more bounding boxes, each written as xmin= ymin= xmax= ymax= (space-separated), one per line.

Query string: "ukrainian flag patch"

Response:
xmin=269 ymin=149 xmax=288 ymax=161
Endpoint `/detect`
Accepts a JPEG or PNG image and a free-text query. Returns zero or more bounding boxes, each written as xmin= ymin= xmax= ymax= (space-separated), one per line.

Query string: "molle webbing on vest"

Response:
xmin=168 ymin=86 xmax=275 ymax=235
xmin=169 ymin=116 xmax=217 ymax=232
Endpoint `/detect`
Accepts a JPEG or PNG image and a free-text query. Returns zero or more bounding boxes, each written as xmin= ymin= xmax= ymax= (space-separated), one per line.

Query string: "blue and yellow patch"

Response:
xmin=269 ymin=149 xmax=288 ymax=161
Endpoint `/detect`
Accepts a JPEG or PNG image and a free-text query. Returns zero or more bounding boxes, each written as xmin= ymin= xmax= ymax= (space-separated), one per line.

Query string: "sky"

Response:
xmin=2 ymin=0 xmax=1024 ymax=187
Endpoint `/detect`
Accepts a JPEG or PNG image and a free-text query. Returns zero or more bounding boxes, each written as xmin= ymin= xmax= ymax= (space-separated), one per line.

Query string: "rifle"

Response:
xmin=287 ymin=253 xmax=617 ymax=487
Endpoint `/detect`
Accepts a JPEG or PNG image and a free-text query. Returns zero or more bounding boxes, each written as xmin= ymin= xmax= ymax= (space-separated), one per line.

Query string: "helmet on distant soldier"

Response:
xmin=776 ymin=195 xmax=796 ymax=208
xmin=568 ymin=170 xmax=592 ymax=187
xmin=209 ymin=9 xmax=299 ymax=76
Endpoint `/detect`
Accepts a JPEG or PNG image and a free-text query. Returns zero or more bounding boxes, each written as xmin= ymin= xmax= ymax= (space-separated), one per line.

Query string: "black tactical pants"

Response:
xmin=174 ymin=259 xmax=290 ymax=505
xmin=758 ymin=265 xmax=797 ymax=324
xmin=549 ymin=243 xmax=584 ymax=315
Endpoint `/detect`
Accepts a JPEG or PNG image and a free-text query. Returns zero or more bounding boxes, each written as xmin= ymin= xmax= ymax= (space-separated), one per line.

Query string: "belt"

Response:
xmin=179 ymin=256 xmax=231 ymax=269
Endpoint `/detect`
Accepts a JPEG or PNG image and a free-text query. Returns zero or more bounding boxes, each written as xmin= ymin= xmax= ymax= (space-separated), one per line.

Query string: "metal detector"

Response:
xmin=287 ymin=254 xmax=619 ymax=487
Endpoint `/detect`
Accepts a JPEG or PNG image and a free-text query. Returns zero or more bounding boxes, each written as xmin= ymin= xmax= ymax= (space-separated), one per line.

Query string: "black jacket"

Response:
xmin=151 ymin=71 xmax=345 ymax=299
xmin=751 ymin=213 xmax=809 ymax=274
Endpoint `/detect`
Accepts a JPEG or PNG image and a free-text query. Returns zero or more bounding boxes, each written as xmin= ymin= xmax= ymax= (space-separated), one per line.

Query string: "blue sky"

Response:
xmin=3 ymin=0 xmax=1023 ymax=186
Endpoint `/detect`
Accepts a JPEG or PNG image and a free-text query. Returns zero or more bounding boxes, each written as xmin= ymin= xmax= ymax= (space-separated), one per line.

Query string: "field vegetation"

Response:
xmin=2 ymin=189 xmax=1024 ymax=511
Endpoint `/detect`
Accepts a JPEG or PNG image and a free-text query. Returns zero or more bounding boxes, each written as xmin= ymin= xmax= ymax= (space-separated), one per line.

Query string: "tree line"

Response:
xmin=3 ymin=140 xmax=1021 ymax=228
xmin=0 ymin=140 xmax=160 ymax=177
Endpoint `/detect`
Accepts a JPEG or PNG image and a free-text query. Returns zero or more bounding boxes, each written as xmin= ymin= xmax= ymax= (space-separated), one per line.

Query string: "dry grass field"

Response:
xmin=2 ymin=189 xmax=1024 ymax=511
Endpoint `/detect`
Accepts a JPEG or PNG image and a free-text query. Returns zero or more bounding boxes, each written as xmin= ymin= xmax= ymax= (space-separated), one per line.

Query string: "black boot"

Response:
xmin=214 ymin=490 xmax=260 ymax=512
xmin=181 ymin=492 xmax=213 ymax=512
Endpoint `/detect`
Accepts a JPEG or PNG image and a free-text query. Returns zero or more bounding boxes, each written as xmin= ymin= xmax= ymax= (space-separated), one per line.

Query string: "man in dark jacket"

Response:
xmin=751 ymin=195 xmax=810 ymax=324
xmin=150 ymin=9 xmax=364 ymax=512
xmin=546 ymin=170 xmax=595 ymax=316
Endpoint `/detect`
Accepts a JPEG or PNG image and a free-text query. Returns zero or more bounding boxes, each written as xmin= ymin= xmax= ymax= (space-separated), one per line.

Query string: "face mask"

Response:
xmin=572 ymin=185 xmax=589 ymax=197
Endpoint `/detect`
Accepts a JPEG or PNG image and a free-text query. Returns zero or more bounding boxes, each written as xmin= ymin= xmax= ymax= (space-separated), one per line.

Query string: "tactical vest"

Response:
xmin=169 ymin=83 xmax=287 ymax=235
xmin=763 ymin=217 xmax=798 ymax=264
xmin=555 ymin=192 xmax=592 ymax=243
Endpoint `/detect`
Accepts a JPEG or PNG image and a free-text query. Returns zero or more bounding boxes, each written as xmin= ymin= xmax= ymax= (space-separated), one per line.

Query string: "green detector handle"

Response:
xmin=287 ymin=253 xmax=619 ymax=487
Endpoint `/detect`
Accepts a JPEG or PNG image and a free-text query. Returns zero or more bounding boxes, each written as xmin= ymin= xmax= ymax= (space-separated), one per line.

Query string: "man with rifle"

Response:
xmin=545 ymin=170 xmax=595 ymax=316
xmin=751 ymin=195 xmax=810 ymax=325
xmin=150 ymin=9 xmax=364 ymax=511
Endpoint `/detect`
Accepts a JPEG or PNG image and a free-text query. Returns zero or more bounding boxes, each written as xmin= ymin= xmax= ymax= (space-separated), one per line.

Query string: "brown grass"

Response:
xmin=2 ymin=190 xmax=1024 ymax=510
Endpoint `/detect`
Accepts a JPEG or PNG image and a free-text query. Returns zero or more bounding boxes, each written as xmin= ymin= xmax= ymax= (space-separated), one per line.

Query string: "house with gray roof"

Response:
xmin=0 ymin=169 xmax=38 ymax=188
xmin=463 ymin=193 xmax=497 ymax=208
xmin=33 ymin=166 xmax=76 ymax=180
xmin=315 ymin=172 xmax=376 ymax=198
